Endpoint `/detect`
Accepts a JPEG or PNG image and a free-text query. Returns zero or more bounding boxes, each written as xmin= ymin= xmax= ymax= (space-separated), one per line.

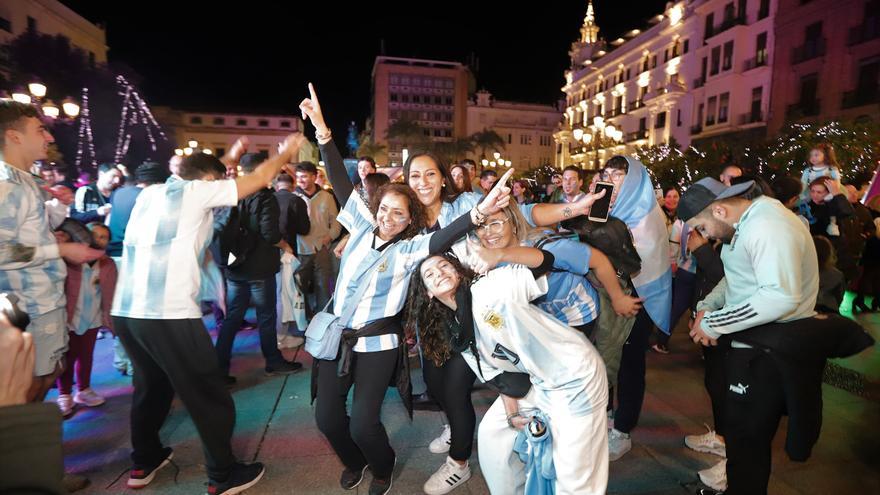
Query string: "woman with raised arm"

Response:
xmin=299 ymin=83 xmax=513 ymax=495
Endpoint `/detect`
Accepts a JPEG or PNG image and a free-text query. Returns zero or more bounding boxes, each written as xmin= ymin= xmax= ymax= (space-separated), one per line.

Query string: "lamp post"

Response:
xmin=174 ymin=139 xmax=213 ymax=157
xmin=2 ymin=80 xmax=80 ymax=120
xmin=577 ymin=120 xmax=623 ymax=169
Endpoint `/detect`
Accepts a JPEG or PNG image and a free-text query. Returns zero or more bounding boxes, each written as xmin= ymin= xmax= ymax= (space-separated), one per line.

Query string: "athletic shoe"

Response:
xmin=207 ymin=462 xmax=265 ymax=495
xmin=698 ymin=458 xmax=728 ymax=492
xmin=73 ymin=388 xmax=105 ymax=407
xmin=423 ymin=456 xmax=471 ymax=494
xmin=127 ymin=447 xmax=173 ymax=489
xmin=340 ymin=464 xmax=368 ymax=490
xmin=608 ymin=428 xmax=632 ymax=461
xmin=429 ymin=424 xmax=452 ymax=454
xmin=57 ymin=394 xmax=75 ymax=418
xmin=685 ymin=425 xmax=726 ymax=457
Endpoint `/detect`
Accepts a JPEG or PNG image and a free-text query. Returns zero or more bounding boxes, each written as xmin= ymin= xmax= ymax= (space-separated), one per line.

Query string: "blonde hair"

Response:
xmin=502 ymin=203 xmax=544 ymax=244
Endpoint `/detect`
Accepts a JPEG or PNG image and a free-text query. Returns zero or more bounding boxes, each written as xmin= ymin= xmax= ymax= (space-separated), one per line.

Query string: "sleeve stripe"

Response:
xmin=708 ymin=311 xmax=758 ymax=329
xmin=704 ymin=303 xmax=754 ymax=322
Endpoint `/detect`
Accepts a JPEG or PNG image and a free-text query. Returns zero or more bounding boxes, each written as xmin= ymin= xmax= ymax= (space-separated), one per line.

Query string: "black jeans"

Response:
xmin=723 ymin=347 xmax=786 ymax=495
xmin=315 ymin=348 xmax=399 ymax=479
xmin=613 ymin=308 xmax=653 ymax=434
xmin=215 ymin=276 xmax=285 ymax=374
xmin=703 ymin=344 xmax=727 ymax=436
xmin=422 ymin=352 xmax=477 ymax=461
xmin=114 ymin=317 xmax=236 ymax=481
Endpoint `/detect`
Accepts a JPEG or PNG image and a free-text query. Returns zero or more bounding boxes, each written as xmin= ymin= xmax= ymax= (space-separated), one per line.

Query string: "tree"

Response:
xmin=470 ymin=129 xmax=506 ymax=161
xmin=632 ymin=138 xmax=693 ymax=191
xmin=431 ymin=138 xmax=474 ymax=164
xmin=386 ymin=118 xmax=429 ymax=151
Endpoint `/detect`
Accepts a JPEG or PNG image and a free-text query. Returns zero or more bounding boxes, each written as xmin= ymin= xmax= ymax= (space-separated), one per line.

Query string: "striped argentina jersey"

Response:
xmin=523 ymin=233 xmax=599 ymax=327
xmin=71 ymin=263 xmax=102 ymax=335
xmin=335 ymin=193 xmax=433 ymax=352
xmin=0 ymin=161 xmax=66 ymax=319
xmin=111 ymin=179 xmax=238 ymax=319
xmin=466 ymin=264 xmax=606 ymax=417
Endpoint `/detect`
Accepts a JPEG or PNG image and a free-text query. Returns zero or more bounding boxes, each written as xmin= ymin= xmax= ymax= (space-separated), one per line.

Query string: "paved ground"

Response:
xmin=50 ymin=304 xmax=879 ymax=494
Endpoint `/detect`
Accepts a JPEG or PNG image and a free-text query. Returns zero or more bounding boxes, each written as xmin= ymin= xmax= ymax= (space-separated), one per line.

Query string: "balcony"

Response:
xmin=738 ymin=111 xmax=764 ymax=125
xmin=786 ymin=100 xmax=821 ymax=119
xmin=791 ymin=38 xmax=826 ymax=64
xmin=848 ymin=19 xmax=880 ymax=46
xmin=692 ymin=77 xmax=706 ymax=89
xmin=705 ymin=16 xmax=747 ymax=41
xmin=625 ymin=129 xmax=649 ymax=142
xmin=612 ymin=107 xmax=625 ymax=117
xmin=743 ymin=56 xmax=768 ymax=72
xmin=628 ymin=99 xmax=646 ymax=111
xmin=841 ymin=88 xmax=880 ymax=109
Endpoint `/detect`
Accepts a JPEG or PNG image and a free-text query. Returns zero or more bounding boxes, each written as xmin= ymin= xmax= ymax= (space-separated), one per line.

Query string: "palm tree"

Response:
xmin=357 ymin=140 xmax=387 ymax=161
xmin=386 ymin=118 xmax=429 ymax=151
xmin=469 ymin=129 xmax=506 ymax=163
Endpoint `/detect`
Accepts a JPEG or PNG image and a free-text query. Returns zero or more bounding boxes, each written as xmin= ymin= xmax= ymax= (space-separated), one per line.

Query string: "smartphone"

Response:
xmin=588 ymin=181 xmax=615 ymax=223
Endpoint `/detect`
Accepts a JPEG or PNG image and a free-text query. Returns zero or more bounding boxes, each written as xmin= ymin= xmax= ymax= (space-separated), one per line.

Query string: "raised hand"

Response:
xmin=278 ymin=133 xmax=307 ymax=163
xmin=467 ymin=236 xmax=503 ymax=275
xmin=570 ymin=188 xmax=607 ymax=218
xmin=299 ymin=83 xmax=329 ymax=134
xmin=478 ymin=168 xmax=515 ymax=215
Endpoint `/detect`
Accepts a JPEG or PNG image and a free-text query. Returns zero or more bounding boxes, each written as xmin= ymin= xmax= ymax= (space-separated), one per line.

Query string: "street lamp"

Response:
xmin=175 ymin=139 xmax=214 ymax=157
xmin=572 ymin=128 xmax=584 ymax=141
xmin=41 ymin=99 xmax=60 ymax=119
xmin=8 ymin=81 xmax=80 ymax=120
xmin=28 ymin=82 xmax=47 ymax=99
xmin=61 ymin=98 xmax=80 ymax=118
xmin=11 ymin=88 xmax=31 ymax=104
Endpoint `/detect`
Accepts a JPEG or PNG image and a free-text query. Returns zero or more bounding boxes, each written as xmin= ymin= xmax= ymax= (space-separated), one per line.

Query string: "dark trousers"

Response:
xmin=299 ymin=247 xmax=334 ymax=318
xmin=723 ymin=347 xmax=786 ymax=495
xmin=57 ymin=328 xmax=99 ymax=395
xmin=614 ymin=308 xmax=653 ymax=433
xmin=315 ymin=348 xmax=398 ymax=479
xmin=113 ymin=317 xmax=236 ymax=480
xmin=703 ymin=345 xmax=727 ymax=437
xmin=215 ymin=276 xmax=284 ymax=374
xmin=422 ymin=353 xmax=477 ymax=462
xmin=657 ymin=270 xmax=696 ymax=346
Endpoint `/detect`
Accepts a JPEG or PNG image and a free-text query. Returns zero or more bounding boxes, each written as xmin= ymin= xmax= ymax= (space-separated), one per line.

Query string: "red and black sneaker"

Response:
xmin=207 ymin=462 xmax=265 ymax=495
xmin=127 ymin=447 xmax=174 ymax=489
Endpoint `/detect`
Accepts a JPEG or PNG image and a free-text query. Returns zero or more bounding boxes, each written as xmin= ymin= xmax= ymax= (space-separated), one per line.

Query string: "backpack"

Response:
xmin=559 ymin=216 xmax=642 ymax=279
xmin=217 ymin=201 xmax=257 ymax=269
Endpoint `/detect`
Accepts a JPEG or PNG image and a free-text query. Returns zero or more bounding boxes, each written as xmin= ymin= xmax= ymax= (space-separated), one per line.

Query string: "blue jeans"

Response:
xmin=215 ymin=277 xmax=284 ymax=374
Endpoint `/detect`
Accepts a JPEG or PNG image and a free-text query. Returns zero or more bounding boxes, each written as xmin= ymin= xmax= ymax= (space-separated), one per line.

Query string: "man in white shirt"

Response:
xmin=293 ymin=161 xmax=340 ymax=316
xmin=110 ymin=133 xmax=306 ymax=494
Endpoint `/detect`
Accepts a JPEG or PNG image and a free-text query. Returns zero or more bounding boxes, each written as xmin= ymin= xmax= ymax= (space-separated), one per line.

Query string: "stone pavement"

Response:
xmin=50 ymin=310 xmax=878 ymax=494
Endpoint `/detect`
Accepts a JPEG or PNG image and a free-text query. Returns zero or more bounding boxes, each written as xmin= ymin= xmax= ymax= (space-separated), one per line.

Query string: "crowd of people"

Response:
xmin=0 ymin=86 xmax=874 ymax=495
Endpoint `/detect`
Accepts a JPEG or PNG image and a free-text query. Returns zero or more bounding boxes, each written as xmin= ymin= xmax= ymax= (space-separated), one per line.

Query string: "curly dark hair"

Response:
xmin=369 ymin=183 xmax=429 ymax=240
xmin=403 ymin=253 xmax=475 ymax=366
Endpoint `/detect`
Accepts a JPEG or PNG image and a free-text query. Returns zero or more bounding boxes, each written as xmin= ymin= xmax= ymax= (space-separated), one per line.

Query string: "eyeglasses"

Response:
xmin=476 ymin=218 xmax=510 ymax=235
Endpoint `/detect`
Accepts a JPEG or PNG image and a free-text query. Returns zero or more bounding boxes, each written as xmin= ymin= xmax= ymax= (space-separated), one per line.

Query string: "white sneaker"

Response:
xmin=423 ymin=456 xmax=471 ymax=495
xmin=608 ymin=428 xmax=632 ymax=461
xmin=429 ymin=424 xmax=452 ymax=454
xmin=698 ymin=458 xmax=728 ymax=491
xmin=57 ymin=394 xmax=74 ymax=417
xmin=73 ymin=388 xmax=105 ymax=407
xmin=277 ymin=335 xmax=305 ymax=350
xmin=685 ymin=424 xmax=726 ymax=457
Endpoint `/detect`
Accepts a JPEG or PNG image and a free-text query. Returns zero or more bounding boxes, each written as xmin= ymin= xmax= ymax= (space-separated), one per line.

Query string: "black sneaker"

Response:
xmin=127 ymin=447 xmax=173 ymax=489
xmin=340 ymin=464 xmax=368 ymax=490
xmin=264 ymin=361 xmax=303 ymax=376
xmin=208 ymin=462 xmax=265 ymax=495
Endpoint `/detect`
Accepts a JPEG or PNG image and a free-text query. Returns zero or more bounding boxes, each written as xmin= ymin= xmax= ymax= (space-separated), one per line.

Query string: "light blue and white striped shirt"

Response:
xmin=71 ymin=263 xmax=102 ymax=335
xmin=524 ymin=234 xmax=599 ymax=327
xmin=0 ymin=161 xmax=66 ymax=319
xmin=111 ymin=179 xmax=238 ymax=320
xmin=335 ymin=194 xmax=433 ymax=353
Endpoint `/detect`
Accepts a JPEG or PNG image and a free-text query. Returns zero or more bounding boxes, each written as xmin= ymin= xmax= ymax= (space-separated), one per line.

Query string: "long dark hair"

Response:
xmin=369 ymin=183 xmax=429 ymax=240
xmin=403 ymin=151 xmax=462 ymax=203
xmin=450 ymin=163 xmax=473 ymax=193
xmin=403 ymin=254 xmax=475 ymax=366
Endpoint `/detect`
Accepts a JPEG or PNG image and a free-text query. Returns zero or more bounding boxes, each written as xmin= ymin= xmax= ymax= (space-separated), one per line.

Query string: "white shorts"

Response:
xmin=478 ymin=387 xmax=609 ymax=495
xmin=26 ymin=307 xmax=68 ymax=376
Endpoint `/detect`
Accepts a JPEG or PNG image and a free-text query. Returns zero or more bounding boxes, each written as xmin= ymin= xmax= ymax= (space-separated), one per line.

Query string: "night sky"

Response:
xmin=61 ymin=1 xmax=668 ymax=138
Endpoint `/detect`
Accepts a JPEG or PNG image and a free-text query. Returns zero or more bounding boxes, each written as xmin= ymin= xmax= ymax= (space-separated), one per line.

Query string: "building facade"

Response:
xmin=466 ymin=90 xmax=560 ymax=170
xmin=152 ymin=107 xmax=303 ymax=158
xmin=372 ymin=56 xmax=471 ymax=166
xmin=0 ymin=0 xmax=108 ymax=65
xmin=555 ymin=0 xmax=777 ymax=169
xmin=768 ymin=0 xmax=880 ymax=134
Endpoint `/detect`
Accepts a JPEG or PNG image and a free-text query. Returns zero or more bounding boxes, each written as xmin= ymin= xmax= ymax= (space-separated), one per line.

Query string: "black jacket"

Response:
xmin=808 ymin=194 xmax=855 ymax=237
xmin=275 ymin=189 xmax=311 ymax=256
xmin=225 ymin=188 xmax=282 ymax=281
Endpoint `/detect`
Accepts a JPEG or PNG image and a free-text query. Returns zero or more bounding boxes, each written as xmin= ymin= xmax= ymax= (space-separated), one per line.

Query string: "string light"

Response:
xmin=113 ymin=75 xmax=168 ymax=162
xmin=74 ymin=87 xmax=97 ymax=171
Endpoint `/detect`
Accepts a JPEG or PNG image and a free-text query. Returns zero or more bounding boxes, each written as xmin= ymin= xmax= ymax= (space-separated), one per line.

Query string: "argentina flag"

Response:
xmin=609 ymin=156 xmax=673 ymax=334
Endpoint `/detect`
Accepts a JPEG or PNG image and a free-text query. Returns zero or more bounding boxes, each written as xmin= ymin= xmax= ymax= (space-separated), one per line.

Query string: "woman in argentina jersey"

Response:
xmin=412 ymin=250 xmax=611 ymax=494
xmin=300 ymin=83 xmax=514 ymax=495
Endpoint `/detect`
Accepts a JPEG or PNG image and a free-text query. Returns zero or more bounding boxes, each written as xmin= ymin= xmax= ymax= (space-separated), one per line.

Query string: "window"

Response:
xmin=433 ymin=96 xmax=440 ymax=105
xmin=402 ymin=94 xmax=410 ymax=103
xmin=190 ymin=116 xmax=203 ymax=124
xmin=705 ymin=13 xmax=715 ymax=39
xmin=258 ymin=120 xmax=269 ymax=127
xmin=696 ymin=103 xmax=705 ymax=128
xmin=236 ymin=119 xmax=247 ymax=126
xmin=854 ymin=59 xmax=880 ymax=99
xmin=508 ymin=134 xmax=513 ymax=144
xmin=677 ymin=109 xmax=682 ymax=127
xmin=751 ymin=86 xmax=763 ymax=121
xmin=684 ymin=39 xmax=690 ymax=53
xmin=390 ymin=93 xmax=398 ymax=102
xmin=706 ymin=96 xmax=717 ymax=125
xmin=401 ymin=76 xmax=410 ymax=85
xmin=724 ymin=2 xmax=735 ymax=21
xmin=445 ymin=96 xmax=453 ymax=105
xmin=701 ymin=57 xmax=708 ymax=80
xmin=27 ymin=16 xmax=36 ymax=31
xmin=655 ymin=112 xmax=667 ymax=129
xmin=280 ymin=120 xmax=291 ymax=128
xmin=722 ymin=41 xmax=734 ymax=71
xmin=639 ymin=117 xmax=647 ymax=131
xmin=737 ymin=0 xmax=747 ymax=21
xmin=799 ymin=73 xmax=819 ymax=106
xmin=664 ymin=49 xmax=669 ymax=63
xmin=0 ymin=16 xmax=10 ymax=33
xmin=444 ymin=129 xmax=452 ymax=138
xmin=413 ymin=95 xmax=421 ymax=104
xmin=413 ymin=77 xmax=422 ymax=87
xmin=718 ymin=92 xmax=730 ymax=123
xmin=445 ymin=79 xmax=454 ymax=88
xmin=710 ymin=46 xmax=721 ymax=75
xmin=626 ymin=68 xmax=631 ymax=80
xmin=213 ymin=117 xmax=225 ymax=125
xmin=756 ymin=32 xmax=768 ymax=65
xmin=652 ymin=55 xmax=658 ymax=68
xmin=759 ymin=0 xmax=770 ymax=19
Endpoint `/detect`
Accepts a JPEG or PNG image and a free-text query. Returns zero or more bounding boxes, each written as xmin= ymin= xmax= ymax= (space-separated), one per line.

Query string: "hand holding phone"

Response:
xmin=588 ymin=182 xmax=615 ymax=222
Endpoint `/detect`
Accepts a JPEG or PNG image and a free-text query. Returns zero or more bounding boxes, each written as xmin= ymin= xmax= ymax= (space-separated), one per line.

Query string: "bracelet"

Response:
xmin=471 ymin=207 xmax=487 ymax=225
xmin=315 ymin=128 xmax=332 ymax=142
xmin=506 ymin=412 xmax=521 ymax=429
